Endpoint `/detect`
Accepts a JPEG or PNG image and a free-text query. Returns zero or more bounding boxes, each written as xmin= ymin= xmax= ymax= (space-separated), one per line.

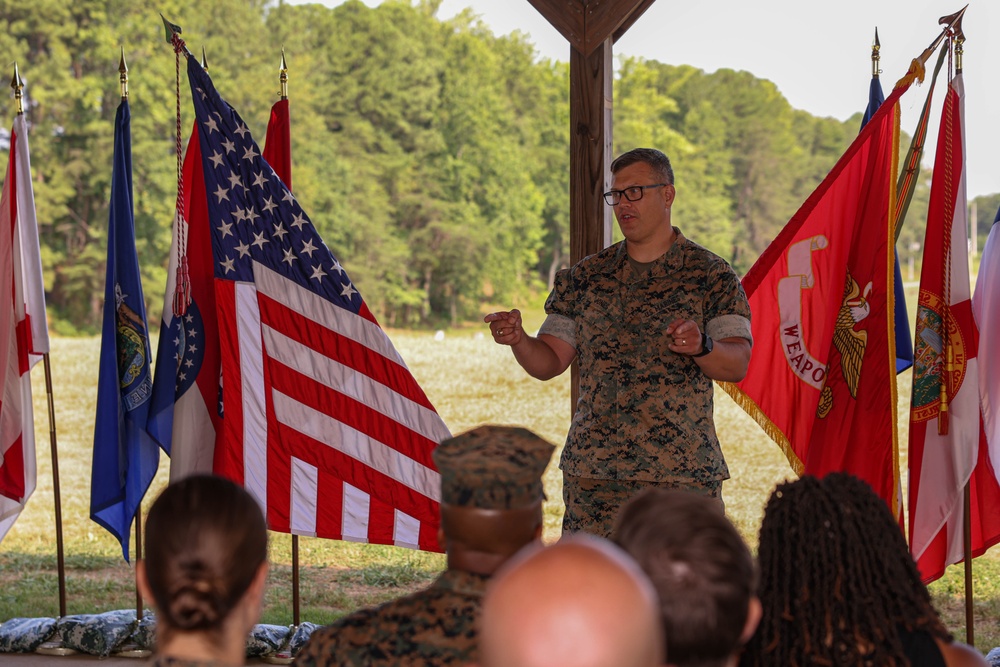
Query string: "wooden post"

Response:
xmin=527 ymin=0 xmax=656 ymax=408
xmin=568 ymin=39 xmax=614 ymax=408
xmin=43 ymin=354 xmax=67 ymax=617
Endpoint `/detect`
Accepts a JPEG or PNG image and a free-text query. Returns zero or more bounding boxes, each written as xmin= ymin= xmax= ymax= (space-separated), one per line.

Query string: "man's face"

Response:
xmin=610 ymin=162 xmax=675 ymax=246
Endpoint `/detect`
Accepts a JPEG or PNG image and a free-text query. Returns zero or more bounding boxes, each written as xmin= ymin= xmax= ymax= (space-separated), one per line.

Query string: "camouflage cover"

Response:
xmin=288 ymin=622 xmax=319 ymax=656
xmin=0 ymin=617 xmax=57 ymax=652
xmin=55 ymin=610 xmax=137 ymax=656
xmin=246 ymin=623 xmax=291 ymax=658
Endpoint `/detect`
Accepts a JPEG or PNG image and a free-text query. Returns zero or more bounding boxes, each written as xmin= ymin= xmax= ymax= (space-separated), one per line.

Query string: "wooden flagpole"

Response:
xmin=118 ymin=48 xmax=146 ymax=624
xmin=43 ymin=355 xmax=66 ymax=617
xmin=947 ymin=16 xmax=974 ymax=646
xmin=12 ymin=64 xmax=68 ymax=619
xmin=277 ymin=49 xmax=302 ymax=628
xmin=135 ymin=506 xmax=143 ymax=620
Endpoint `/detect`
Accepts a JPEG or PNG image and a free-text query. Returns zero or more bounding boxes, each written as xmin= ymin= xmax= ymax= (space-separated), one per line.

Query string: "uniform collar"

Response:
xmin=434 ymin=569 xmax=491 ymax=597
xmin=616 ymin=226 xmax=687 ymax=280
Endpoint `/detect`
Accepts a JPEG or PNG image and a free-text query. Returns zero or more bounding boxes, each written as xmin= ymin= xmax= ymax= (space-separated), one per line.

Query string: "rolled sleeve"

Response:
xmin=706 ymin=314 xmax=752 ymax=346
xmin=538 ymin=313 xmax=577 ymax=349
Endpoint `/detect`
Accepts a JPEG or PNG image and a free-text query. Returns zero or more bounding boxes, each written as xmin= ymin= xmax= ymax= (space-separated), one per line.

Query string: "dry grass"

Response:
xmin=2 ymin=303 xmax=999 ymax=649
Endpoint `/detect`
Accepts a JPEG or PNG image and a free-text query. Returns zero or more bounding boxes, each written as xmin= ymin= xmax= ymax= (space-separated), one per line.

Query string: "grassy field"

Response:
xmin=2 ymin=301 xmax=1000 ymax=651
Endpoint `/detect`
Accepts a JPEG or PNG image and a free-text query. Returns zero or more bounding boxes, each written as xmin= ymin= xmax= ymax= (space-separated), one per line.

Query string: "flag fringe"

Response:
xmin=718 ymin=381 xmax=804 ymax=476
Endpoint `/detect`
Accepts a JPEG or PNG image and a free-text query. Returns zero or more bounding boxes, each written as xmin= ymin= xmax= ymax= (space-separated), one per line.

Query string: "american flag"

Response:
xmin=180 ymin=55 xmax=449 ymax=550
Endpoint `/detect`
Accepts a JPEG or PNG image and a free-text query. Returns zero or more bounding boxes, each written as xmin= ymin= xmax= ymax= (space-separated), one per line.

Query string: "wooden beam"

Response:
xmin=528 ymin=0 xmax=657 ymax=56
xmin=582 ymin=0 xmax=656 ymax=55
xmin=526 ymin=0 xmax=585 ymax=52
xmin=611 ymin=0 xmax=657 ymax=44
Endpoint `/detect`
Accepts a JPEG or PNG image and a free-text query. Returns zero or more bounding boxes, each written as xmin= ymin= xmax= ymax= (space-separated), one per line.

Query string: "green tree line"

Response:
xmin=0 ymin=0 xmax=991 ymax=333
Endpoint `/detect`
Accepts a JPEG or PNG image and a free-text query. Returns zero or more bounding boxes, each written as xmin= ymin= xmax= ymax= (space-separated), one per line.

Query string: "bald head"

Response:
xmin=479 ymin=535 xmax=663 ymax=667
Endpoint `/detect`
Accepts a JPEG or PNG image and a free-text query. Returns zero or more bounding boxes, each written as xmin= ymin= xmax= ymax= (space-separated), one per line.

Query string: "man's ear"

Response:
xmin=662 ymin=184 xmax=676 ymax=208
xmin=740 ymin=596 xmax=763 ymax=644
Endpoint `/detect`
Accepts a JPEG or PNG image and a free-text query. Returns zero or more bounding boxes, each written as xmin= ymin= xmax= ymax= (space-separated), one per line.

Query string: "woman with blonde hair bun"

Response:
xmin=137 ymin=474 xmax=269 ymax=666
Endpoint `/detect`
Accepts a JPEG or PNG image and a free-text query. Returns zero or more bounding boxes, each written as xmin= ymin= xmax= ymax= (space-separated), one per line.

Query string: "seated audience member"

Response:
xmin=742 ymin=473 xmax=988 ymax=667
xmin=479 ymin=534 xmax=663 ymax=667
xmin=613 ymin=488 xmax=760 ymax=667
xmin=294 ymin=425 xmax=554 ymax=667
xmin=138 ymin=474 xmax=269 ymax=666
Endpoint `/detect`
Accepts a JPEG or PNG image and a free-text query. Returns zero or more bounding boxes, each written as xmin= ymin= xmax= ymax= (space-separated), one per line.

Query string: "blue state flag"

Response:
xmin=90 ymin=98 xmax=159 ymax=561
xmin=861 ymin=73 xmax=914 ymax=374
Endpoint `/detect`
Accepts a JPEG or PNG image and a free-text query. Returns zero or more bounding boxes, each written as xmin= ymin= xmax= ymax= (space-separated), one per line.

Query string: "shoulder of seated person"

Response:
xmin=935 ymin=638 xmax=989 ymax=667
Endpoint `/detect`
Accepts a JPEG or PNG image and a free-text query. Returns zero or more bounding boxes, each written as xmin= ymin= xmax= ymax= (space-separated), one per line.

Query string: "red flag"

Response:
xmin=263 ymin=98 xmax=291 ymax=189
xmin=147 ymin=125 xmax=222 ymax=481
xmin=721 ymin=80 xmax=907 ymax=516
xmin=0 ymin=115 xmax=49 ymax=541
xmin=907 ymin=73 xmax=1000 ymax=582
xmin=184 ymin=57 xmax=448 ymax=550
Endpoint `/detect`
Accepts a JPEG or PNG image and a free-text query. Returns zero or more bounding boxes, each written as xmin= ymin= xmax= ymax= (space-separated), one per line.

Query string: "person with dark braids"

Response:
xmin=742 ymin=473 xmax=987 ymax=667
xmin=137 ymin=474 xmax=269 ymax=667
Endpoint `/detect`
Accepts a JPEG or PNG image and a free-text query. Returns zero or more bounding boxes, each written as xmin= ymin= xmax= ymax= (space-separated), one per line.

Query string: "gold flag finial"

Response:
xmin=942 ymin=7 xmax=966 ymax=73
xmin=895 ymin=4 xmax=967 ymax=88
xmin=10 ymin=62 xmax=23 ymax=115
xmin=201 ymin=46 xmax=208 ymax=71
xmin=871 ymin=28 xmax=881 ymax=78
xmin=119 ymin=47 xmax=128 ymax=99
xmin=279 ymin=46 xmax=288 ymax=100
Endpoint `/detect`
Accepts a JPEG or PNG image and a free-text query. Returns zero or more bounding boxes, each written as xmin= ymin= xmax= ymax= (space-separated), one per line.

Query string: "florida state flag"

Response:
xmin=908 ymin=73 xmax=1000 ymax=583
xmin=721 ymin=79 xmax=909 ymax=517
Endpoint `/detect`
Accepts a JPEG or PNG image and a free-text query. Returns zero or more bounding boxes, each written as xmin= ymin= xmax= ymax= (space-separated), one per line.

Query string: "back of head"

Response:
xmin=745 ymin=473 xmax=951 ymax=667
xmin=144 ymin=475 xmax=268 ymax=635
xmin=614 ymin=488 xmax=756 ymax=667
xmin=433 ymin=425 xmax=554 ymax=570
xmin=610 ymin=147 xmax=674 ymax=184
xmin=479 ymin=535 xmax=663 ymax=667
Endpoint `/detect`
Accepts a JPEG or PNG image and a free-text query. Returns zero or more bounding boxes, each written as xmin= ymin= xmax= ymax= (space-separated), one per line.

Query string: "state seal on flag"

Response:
xmin=912 ymin=289 xmax=969 ymax=423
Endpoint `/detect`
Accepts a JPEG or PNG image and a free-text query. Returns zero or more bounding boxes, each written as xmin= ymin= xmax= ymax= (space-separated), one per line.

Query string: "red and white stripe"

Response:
xmin=0 ymin=115 xmax=48 ymax=542
xmin=214 ymin=261 xmax=447 ymax=551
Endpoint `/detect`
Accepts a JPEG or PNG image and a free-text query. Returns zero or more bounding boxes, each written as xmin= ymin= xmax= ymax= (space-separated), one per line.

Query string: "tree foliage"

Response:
xmin=0 ymin=0 xmax=959 ymax=332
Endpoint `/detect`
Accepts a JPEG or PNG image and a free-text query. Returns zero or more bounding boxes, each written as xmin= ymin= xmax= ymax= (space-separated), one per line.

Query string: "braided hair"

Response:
xmin=741 ymin=473 xmax=951 ymax=667
xmin=144 ymin=475 xmax=268 ymax=637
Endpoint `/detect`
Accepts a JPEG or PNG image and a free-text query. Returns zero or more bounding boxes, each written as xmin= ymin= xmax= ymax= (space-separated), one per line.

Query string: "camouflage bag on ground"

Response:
xmin=55 ymin=610 xmax=137 ymax=656
xmin=0 ymin=617 xmax=57 ymax=652
xmin=246 ymin=623 xmax=290 ymax=658
xmin=131 ymin=612 xmax=157 ymax=651
xmin=287 ymin=622 xmax=319 ymax=656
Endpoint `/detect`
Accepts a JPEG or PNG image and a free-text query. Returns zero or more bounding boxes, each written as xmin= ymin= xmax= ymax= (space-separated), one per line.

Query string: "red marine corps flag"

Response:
xmin=721 ymin=73 xmax=912 ymax=517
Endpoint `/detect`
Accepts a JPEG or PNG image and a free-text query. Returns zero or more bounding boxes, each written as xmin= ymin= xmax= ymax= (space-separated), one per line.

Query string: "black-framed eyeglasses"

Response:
xmin=602 ymin=183 xmax=669 ymax=206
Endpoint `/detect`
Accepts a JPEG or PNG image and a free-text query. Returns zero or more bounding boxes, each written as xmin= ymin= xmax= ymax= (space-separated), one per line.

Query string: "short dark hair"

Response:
xmin=610 ymin=148 xmax=675 ymax=185
xmin=743 ymin=473 xmax=952 ymax=667
xmin=144 ymin=475 xmax=268 ymax=636
xmin=613 ymin=489 xmax=755 ymax=667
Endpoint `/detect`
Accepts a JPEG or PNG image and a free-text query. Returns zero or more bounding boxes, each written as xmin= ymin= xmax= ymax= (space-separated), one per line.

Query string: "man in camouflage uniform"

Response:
xmin=485 ymin=148 xmax=752 ymax=537
xmin=293 ymin=425 xmax=553 ymax=667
